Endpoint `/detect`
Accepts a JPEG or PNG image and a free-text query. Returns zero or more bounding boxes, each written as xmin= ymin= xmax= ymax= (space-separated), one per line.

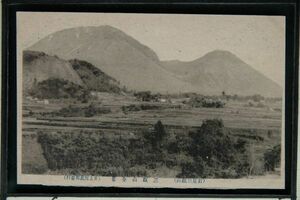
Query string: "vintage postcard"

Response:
xmin=17 ymin=12 xmax=285 ymax=189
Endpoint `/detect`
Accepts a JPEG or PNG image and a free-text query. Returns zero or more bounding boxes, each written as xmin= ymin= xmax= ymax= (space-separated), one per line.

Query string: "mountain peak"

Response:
xmin=97 ymin=25 xmax=120 ymax=31
xmin=87 ymin=25 xmax=123 ymax=34
xmin=29 ymin=25 xmax=160 ymax=63
xmin=61 ymin=25 xmax=124 ymax=38
xmin=65 ymin=25 xmax=120 ymax=31
xmin=202 ymin=50 xmax=238 ymax=59
xmin=162 ymin=49 xmax=282 ymax=97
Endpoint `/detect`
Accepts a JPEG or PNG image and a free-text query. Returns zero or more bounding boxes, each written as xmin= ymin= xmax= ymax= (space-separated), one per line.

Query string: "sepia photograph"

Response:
xmin=17 ymin=12 xmax=285 ymax=189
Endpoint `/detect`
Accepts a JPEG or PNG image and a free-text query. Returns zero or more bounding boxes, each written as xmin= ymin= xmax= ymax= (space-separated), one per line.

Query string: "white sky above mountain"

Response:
xmin=17 ymin=12 xmax=285 ymax=86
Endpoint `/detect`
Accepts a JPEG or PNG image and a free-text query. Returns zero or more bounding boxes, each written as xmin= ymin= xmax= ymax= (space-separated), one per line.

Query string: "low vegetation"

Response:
xmin=187 ymin=96 xmax=225 ymax=108
xmin=244 ymin=100 xmax=266 ymax=108
xmin=34 ymin=119 xmax=278 ymax=178
xmin=122 ymin=104 xmax=181 ymax=113
xmin=134 ymin=91 xmax=161 ymax=102
xmin=122 ymin=104 xmax=161 ymax=112
xmin=53 ymin=103 xmax=111 ymax=117
xmin=28 ymin=78 xmax=91 ymax=102
xmin=70 ymin=59 xmax=122 ymax=93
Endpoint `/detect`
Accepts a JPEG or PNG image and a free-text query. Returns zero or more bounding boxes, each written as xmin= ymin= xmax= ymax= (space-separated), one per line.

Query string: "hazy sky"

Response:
xmin=17 ymin=12 xmax=285 ymax=86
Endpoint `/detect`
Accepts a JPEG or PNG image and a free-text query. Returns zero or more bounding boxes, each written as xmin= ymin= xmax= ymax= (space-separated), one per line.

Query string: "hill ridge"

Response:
xmin=23 ymin=50 xmax=122 ymax=94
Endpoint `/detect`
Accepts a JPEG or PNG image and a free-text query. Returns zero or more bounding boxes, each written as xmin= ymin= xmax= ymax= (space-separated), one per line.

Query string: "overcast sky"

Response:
xmin=17 ymin=12 xmax=285 ymax=86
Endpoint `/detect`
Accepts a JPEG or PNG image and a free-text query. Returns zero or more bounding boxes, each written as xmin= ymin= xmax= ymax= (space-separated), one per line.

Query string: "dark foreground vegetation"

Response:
xmin=31 ymin=119 xmax=280 ymax=178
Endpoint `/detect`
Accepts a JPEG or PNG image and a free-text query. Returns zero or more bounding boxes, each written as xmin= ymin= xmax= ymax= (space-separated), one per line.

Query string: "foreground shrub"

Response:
xmin=37 ymin=131 xmax=132 ymax=175
xmin=37 ymin=128 xmax=164 ymax=177
xmin=264 ymin=144 xmax=281 ymax=171
xmin=183 ymin=119 xmax=250 ymax=178
xmin=143 ymin=120 xmax=168 ymax=149
xmin=177 ymin=158 xmax=208 ymax=178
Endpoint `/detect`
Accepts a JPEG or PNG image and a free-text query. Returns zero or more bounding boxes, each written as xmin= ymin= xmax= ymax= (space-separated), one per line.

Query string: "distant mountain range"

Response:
xmin=26 ymin=25 xmax=282 ymax=97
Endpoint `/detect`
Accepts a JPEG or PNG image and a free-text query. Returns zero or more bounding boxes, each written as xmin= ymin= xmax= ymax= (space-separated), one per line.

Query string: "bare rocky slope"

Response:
xmin=23 ymin=50 xmax=83 ymax=92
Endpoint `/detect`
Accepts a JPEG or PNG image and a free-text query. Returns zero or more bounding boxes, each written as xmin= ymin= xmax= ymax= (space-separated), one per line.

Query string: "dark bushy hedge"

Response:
xmin=122 ymin=104 xmax=161 ymax=113
xmin=264 ymin=144 xmax=280 ymax=171
xmin=187 ymin=97 xmax=225 ymax=108
xmin=54 ymin=103 xmax=111 ymax=117
xmin=36 ymin=119 xmax=271 ymax=178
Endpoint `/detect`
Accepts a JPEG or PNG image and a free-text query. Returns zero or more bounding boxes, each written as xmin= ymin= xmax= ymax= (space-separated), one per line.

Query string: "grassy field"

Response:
xmin=21 ymin=92 xmax=282 ymax=177
xmin=22 ymin=134 xmax=48 ymax=174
